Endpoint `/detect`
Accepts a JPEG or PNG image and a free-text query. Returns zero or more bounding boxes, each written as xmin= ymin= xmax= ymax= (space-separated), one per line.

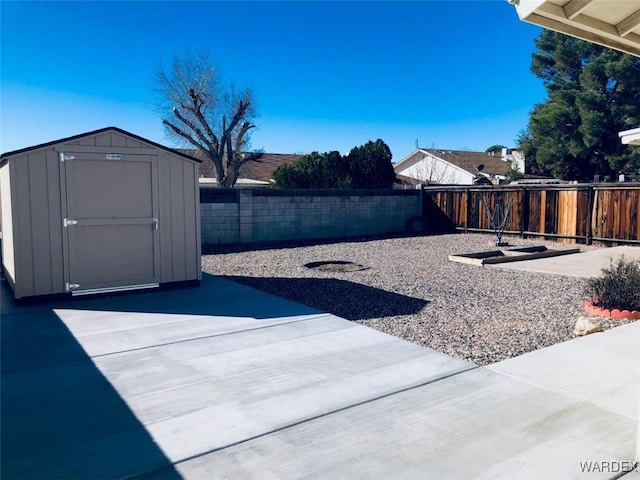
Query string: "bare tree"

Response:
xmin=154 ymin=52 xmax=261 ymax=188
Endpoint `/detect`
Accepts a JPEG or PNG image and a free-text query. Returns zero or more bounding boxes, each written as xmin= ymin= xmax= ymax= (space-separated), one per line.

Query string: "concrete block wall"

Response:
xmin=200 ymin=188 xmax=240 ymax=245
xmin=200 ymin=188 xmax=421 ymax=246
xmin=200 ymin=202 xmax=240 ymax=244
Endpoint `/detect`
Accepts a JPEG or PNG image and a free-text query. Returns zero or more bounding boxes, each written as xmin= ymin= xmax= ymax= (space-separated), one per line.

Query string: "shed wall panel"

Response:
xmin=8 ymin=148 xmax=68 ymax=297
xmin=182 ymin=162 xmax=194 ymax=280
xmin=126 ymin=136 xmax=145 ymax=148
xmin=169 ymin=157 xmax=187 ymax=281
xmin=12 ymin=157 xmax=34 ymax=298
xmin=0 ymin=163 xmax=15 ymax=282
xmin=77 ymin=137 xmax=95 ymax=146
xmin=193 ymin=165 xmax=202 ymax=280
xmin=95 ymin=133 xmax=112 ymax=147
xmin=158 ymin=154 xmax=173 ymax=283
xmin=45 ymin=149 xmax=65 ymax=292
xmin=182 ymin=161 xmax=199 ymax=281
xmin=111 ymin=133 xmax=127 ymax=148
xmin=156 ymin=153 xmax=201 ymax=283
xmin=72 ymin=135 xmax=97 ymax=146
xmin=28 ymin=151 xmax=54 ymax=295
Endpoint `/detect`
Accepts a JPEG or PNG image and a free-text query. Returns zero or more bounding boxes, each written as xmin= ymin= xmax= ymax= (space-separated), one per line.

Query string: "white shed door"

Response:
xmin=62 ymin=153 xmax=160 ymax=295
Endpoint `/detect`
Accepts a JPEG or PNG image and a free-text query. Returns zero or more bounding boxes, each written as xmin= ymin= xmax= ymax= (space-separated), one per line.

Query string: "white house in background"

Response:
xmin=394 ymin=148 xmax=525 ymax=186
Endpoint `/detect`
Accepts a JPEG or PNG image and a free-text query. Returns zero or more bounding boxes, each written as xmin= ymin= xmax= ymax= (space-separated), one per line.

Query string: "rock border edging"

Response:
xmin=584 ymin=301 xmax=640 ymax=320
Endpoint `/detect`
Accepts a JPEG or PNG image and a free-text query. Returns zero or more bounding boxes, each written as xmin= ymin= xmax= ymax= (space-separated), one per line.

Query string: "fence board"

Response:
xmin=424 ymin=184 xmax=640 ymax=245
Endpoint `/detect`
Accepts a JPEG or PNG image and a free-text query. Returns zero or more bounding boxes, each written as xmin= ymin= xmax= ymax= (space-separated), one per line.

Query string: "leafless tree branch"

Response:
xmin=153 ymin=51 xmax=259 ymax=188
xmin=163 ymin=119 xmax=208 ymax=153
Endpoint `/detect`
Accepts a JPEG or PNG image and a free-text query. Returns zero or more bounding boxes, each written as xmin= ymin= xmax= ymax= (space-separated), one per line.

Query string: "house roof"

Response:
xmin=395 ymin=148 xmax=513 ymax=177
xmin=423 ymin=149 xmax=513 ymax=176
xmin=183 ymin=150 xmax=302 ymax=182
xmin=511 ymin=0 xmax=640 ymax=58
xmin=0 ymin=127 xmax=202 ymax=164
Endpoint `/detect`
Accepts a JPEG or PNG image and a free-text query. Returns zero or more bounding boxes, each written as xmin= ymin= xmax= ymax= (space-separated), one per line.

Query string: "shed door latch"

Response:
xmin=66 ymin=283 xmax=80 ymax=292
xmin=63 ymin=218 xmax=78 ymax=227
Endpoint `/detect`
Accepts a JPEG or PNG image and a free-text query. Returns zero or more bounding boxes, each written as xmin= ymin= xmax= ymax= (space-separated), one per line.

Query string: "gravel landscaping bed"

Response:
xmin=202 ymin=233 xmax=631 ymax=365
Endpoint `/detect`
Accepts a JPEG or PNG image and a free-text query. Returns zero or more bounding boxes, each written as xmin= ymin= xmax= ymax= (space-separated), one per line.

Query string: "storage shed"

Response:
xmin=0 ymin=127 xmax=202 ymax=299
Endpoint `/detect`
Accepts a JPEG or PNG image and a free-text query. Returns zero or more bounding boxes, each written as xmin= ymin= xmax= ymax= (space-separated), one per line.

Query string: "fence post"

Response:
xmin=585 ymin=185 xmax=594 ymax=245
xmin=465 ymin=187 xmax=471 ymax=233
xmin=520 ymin=188 xmax=527 ymax=239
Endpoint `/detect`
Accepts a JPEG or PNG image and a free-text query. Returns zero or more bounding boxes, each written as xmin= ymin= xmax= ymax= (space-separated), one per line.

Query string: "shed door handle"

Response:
xmin=152 ymin=218 xmax=158 ymax=231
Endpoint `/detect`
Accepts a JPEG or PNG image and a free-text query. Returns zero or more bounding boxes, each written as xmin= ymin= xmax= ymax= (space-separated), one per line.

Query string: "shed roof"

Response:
xmin=0 ymin=127 xmax=202 ymax=164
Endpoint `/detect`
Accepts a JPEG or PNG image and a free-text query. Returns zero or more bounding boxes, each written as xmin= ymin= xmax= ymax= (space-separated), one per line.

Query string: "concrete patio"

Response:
xmin=1 ymin=254 xmax=638 ymax=478
xmin=490 ymin=245 xmax=640 ymax=278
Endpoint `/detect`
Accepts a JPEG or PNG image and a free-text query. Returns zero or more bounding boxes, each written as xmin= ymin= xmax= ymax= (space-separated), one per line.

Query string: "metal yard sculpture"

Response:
xmin=482 ymin=192 xmax=512 ymax=246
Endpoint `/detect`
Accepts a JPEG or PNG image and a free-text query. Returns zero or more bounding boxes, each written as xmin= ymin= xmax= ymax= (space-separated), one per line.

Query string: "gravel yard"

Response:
xmin=202 ymin=233 xmax=629 ymax=365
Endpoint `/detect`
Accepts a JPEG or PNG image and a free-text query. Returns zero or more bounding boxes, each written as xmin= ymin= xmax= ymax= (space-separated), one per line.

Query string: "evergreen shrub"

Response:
xmin=584 ymin=256 xmax=640 ymax=311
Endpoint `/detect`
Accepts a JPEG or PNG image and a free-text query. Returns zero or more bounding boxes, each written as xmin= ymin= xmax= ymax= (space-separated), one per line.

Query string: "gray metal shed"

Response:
xmin=0 ymin=127 xmax=202 ymax=299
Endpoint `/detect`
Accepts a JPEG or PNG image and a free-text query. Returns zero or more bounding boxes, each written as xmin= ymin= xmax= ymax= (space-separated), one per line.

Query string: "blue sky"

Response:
xmin=1 ymin=1 xmax=546 ymax=162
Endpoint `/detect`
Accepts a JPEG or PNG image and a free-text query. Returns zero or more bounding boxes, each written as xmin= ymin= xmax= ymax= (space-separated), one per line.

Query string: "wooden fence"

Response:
xmin=422 ymin=184 xmax=640 ymax=245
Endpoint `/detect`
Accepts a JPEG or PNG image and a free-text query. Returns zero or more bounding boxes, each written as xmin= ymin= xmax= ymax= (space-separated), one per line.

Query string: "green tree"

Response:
xmin=154 ymin=51 xmax=261 ymax=188
xmin=272 ymin=151 xmax=349 ymax=188
xmin=485 ymin=144 xmax=506 ymax=154
xmin=518 ymin=31 xmax=640 ymax=181
xmin=273 ymin=139 xmax=395 ymax=189
xmin=346 ymin=139 xmax=396 ymax=188
xmin=505 ymin=164 xmax=525 ymax=183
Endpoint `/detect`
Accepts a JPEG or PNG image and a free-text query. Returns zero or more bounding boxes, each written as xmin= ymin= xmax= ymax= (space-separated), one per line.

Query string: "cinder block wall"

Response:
xmin=200 ymin=188 xmax=421 ymax=246
xmin=200 ymin=188 xmax=240 ymax=245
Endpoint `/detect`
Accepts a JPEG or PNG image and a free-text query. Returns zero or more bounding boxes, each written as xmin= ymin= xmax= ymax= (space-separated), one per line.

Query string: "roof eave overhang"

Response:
xmin=619 ymin=127 xmax=640 ymax=146
xmin=509 ymin=1 xmax=640 ymax=146
xmin=511 ymin=0 xmax=640 ymax=58
xmin=393 ymin=148 xmax=430 ymax=171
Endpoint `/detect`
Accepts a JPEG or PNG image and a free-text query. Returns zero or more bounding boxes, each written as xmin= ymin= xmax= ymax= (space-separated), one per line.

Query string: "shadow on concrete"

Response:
xmin=220 ymin=275 xmax=429 ymax=321
xmin=1 ymin=299 xmax=182 ymax=478
xmin=0 ymin=268 xmax=340 ymax=479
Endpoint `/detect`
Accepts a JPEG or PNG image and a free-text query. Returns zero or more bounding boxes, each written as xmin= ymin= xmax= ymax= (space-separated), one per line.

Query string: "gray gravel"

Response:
xmin=202 ymin=233 xmax=631 ymax=365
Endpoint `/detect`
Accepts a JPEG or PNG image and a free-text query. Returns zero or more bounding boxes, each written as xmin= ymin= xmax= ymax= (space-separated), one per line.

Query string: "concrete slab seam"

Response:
xmin=123 ymin=364 xmax=480 ymax=479
xmin=89 ymin=314 xmax=335 ymax=359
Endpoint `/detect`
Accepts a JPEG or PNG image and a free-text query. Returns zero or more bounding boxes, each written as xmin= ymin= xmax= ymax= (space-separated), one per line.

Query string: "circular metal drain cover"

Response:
xmin=303 ymin=260 xmax=369 ymax=272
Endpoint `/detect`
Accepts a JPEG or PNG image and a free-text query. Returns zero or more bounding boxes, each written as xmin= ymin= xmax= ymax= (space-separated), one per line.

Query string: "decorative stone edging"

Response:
xmin=584 ymin=301 xmax=640 ymax=320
